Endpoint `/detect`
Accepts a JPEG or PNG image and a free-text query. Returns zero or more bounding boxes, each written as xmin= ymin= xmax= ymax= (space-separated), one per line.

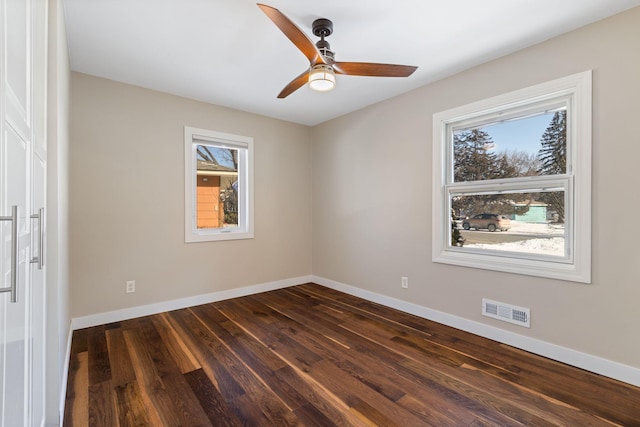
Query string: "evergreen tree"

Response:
xmin=537 ymin=111 xmax=567 ymax=221
xmin=451 ymin=209 xmax=465 ymax=246
xmin=454 ymin=129 xmax=498 ymax=182
xmin=452 ymin=129 xmax=524 ymax=217
xmin=493 ymin=152 xmax=518 ymax=180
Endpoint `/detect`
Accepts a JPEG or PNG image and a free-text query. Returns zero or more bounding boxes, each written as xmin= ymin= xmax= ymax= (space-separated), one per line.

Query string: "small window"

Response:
xmin=433 ymin=71 xmax=591 ymax=283
xmin=184 ymin=126 xmax=254 ymax=242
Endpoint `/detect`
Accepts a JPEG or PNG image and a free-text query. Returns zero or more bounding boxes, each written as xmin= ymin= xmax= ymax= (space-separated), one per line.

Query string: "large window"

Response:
xmin=432 ymin=71 xmax=591 ymax=282
xmin=184 ymin=126 xmax=254 ymax=242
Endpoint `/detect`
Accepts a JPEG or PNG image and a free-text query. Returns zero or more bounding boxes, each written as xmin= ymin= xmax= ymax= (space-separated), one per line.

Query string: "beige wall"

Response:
xmin=70 ymin=73 xmax=312 ymax=317
xmin=312 ymin=7 xmax=640 ymax=368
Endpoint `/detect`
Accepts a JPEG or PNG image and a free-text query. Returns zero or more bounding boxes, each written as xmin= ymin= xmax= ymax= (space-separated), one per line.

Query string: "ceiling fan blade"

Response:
xmin=332 ymin=62 xmax=417 ymax=77
xmin=277 ymin=70 xmax=311 ymax=98
xmin=257 ymin=4 xmax=326 ymax=66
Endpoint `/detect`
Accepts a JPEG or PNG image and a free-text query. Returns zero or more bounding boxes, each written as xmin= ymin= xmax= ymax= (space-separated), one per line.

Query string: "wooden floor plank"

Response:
xmin=64 ymin=351 xmax=88 ymax=427
xmin=168 ymin=308 xmax=247 ymax=401
xmin=151 ymin=312 xmax=201 ymax=374
xmin=183 ymin=368 xmax=244 ymax=427
xmin=88 ymin=381 xmax=118 ymax=427
xmin=105 ymin=328 xmax=136 ymax=387
xmin=242 ymin=294 xmax=495 ymax=425
xmin=123 ymin=326 xmax=213 ymax=426
xmin=298 ymin=283 xmax=640 ymax=425
xmin=65 ymin=283 xmax=640 ymax=426
xmin=113 ymin=380 xmax=152 ymax=427
xmin=217 ymin=297 xmax=325 ymax=368
xmin=170 ymin=307 xmax=302 ymax=425
xmin=192 ymin=305 xmax=310 ymax=412
xmin=306 ymin=359 xmax=431 ymax=426
xmin=321 ymin=295 xmax=618 ymax=425
xmin=273 ymin=365 xmax=372 ymax=427
xmin=87 ymin=325 xmax=111 ymax=386
xmin=70 ymin=328 xmax=88 ymax=354
xmin=293 ymin=402 xmax=339 ymax=427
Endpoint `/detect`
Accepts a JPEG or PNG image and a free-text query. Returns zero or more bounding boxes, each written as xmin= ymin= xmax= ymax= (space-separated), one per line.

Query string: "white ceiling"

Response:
xmin=63 ymin=0 xmax=640 ymax=126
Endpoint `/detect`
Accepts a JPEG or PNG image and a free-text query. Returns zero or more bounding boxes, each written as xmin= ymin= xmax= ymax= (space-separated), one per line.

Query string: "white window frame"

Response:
xmin=184 ymin=126 xmax=254 ymax=242
xmin=432 ymin=71 xmax=591 ymax=283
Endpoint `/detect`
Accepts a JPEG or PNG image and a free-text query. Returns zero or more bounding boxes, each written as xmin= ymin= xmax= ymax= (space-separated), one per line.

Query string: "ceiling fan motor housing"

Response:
xmin=312 ymin=18 xmax=333 ymax=37
xmin=313 ymin=18 xmax=335 ymax=60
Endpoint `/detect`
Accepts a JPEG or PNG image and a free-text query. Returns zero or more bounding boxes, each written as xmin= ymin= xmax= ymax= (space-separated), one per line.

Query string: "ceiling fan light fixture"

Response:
xmin=308 ymin=65 xmax=336 ymax=92
xmin=257 ymin=4 xmax=416 ymax=98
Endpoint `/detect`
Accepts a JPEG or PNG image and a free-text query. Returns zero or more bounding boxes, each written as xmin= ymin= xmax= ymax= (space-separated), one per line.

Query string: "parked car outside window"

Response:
xmin=462 ymin=213 xmax=511 ymax=232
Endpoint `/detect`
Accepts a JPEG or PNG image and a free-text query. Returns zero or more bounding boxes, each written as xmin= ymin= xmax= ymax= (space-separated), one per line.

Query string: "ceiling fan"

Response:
xmin=257 ymin=3 xmax=418 ymax=98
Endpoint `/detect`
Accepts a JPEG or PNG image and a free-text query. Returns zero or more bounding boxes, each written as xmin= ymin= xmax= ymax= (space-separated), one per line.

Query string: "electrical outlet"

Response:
xmin=126 ymin=280 xmax=136 ymax=293
xmin=401 ymin=277 xmax=409 ymax=289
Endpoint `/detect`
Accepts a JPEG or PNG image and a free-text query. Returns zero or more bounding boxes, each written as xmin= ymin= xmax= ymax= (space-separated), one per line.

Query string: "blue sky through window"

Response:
xmin=481 ymin=112 xmax=555 ymax=155
xmin=197 ymin=144 xmax=237 ymax=169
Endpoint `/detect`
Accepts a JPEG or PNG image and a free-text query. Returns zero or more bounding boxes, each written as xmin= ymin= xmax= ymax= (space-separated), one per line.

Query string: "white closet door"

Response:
xmin=1 ymin=0 xmax=47 ymax=425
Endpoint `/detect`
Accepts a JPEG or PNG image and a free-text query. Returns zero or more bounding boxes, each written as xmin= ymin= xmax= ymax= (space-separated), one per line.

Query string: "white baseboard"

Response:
xmin=312 ymin=275 xmax=640 ymax=388
xmin=71 ymin=275 xmax=312 ymax=330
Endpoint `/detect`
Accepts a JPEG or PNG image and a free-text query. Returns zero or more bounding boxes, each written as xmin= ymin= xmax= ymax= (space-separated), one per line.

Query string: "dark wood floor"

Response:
xmin=64 ymin=283 xmax=640 ymax=426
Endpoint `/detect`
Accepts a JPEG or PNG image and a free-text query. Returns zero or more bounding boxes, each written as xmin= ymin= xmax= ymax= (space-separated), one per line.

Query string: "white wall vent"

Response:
xmin=482 ymin=298 xmax=530 ymax=328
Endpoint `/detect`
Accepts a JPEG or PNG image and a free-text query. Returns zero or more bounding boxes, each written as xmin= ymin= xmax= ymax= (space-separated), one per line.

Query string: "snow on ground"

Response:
xmin=506 ymin=221 xmax=564 ymax=237
xmin=465 ymin=237 xmax=565 ymax=256
xmin=463 ymin=221 xmax=565 ymax=256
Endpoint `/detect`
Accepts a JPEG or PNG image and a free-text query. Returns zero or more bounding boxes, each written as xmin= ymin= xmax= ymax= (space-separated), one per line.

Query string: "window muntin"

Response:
xmin=185 ymin=127 xmax=254 ymax=242
xmin=433 ymin=71 xmax=591 ymax=283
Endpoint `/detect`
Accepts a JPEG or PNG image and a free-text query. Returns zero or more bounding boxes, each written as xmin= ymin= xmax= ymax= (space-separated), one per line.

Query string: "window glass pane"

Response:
xmin=195 ymin=144 xmax=239 ymax=230
xmin=453 ymin=190 xmax=565 ymax=257
xmin=453 ymin=109 xmax=566 ymax=182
